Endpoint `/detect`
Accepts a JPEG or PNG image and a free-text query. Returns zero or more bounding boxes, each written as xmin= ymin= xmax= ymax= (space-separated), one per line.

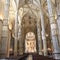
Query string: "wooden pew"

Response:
xmin=32 ymin=54 xmax=55 ymax=60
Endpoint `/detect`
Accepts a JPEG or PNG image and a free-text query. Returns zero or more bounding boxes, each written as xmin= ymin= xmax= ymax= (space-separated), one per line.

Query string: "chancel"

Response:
xmin=0 ymin=0 xmax=60 ymax=60
xmin=25 ymin=32 xmax=36 ymax=53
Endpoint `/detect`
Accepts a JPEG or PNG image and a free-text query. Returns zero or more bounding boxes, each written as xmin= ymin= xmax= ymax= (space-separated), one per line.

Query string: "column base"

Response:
xmin=53 ymin=53 xmax=60 ymax=59
xmin=39 ymin=52 xmax=42 ymax=55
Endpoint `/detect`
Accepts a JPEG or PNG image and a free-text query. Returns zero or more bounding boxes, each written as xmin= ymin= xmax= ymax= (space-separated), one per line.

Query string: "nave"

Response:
xmin=0 ymin=0 xmax=60 ymax=60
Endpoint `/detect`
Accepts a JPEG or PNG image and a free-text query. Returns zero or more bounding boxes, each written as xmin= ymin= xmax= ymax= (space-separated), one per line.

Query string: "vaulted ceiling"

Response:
xmin=0 ymin=0 xmax=56 ymax=20
xmin=0 ymin=0 xmax=56 ymax=39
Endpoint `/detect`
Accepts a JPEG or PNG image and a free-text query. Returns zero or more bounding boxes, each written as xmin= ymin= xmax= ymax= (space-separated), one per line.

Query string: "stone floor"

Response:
xmin=26 ymin=54 xmax=33 ymax=60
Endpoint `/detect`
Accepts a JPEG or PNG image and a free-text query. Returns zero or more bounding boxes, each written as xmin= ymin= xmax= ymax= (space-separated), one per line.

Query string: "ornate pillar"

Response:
xmin=56 ymin=0 xmax=60 ymax=45
xmin=14 ymin=0 xmax=19 ymax=56
xmin=2 ymin=0 xmax=10 ymax=57
xmin=0 ymin=19 xmax=3 ymax=55
xmin=37 ymin=18 xmax=42 ymax=55
xmin=39 ymin=0 xmax=47 ymax=56
xmin=7 ymin=29 xmax=11 ymax=57
xmin=47 ymin=0 xmax=60 ymax=59
xmin=14 ymin=10 xmax=18 ymax=56
xmin=18 ymin=16 xmax=23 ymax=55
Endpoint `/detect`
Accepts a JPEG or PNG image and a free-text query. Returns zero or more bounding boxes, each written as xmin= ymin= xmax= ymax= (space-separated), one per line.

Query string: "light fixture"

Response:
xmin=55 ymin=14 xmax=57 ymax=20
xmin=46 ymin=34 xmax=49 ymax=37
xmin=9 ymin=48 xmax=13 ymax=51
xmin=9 ymin=23 xmax=12 ymax=30
xmin=47 ymin=48 xmax=51 ymax=51
xmin=0 ymin=15 xmax=3 ymax=21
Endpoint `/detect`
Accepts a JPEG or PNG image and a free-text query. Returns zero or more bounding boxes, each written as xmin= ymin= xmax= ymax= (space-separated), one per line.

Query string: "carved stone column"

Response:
xmin=2 ymin=0 xmax=10 ymax=57
xmin=37 ymin=18 xmax=42 ymax=55
xmin=18 ymin=17 xmax=23 ymax=55
xmin=39 ymin=0 xmax=47 ymax=56
xmin=7 ymin=30 xmax=11 ymax=57
xmin=0 ymin=20 xmax=3 ymax=55
xmin=14 ymin=10 xmax=18 ymax=56
xmin=56 ymin=0 xmax=60 ymax=45
xmin=47 ymin=0 xmax=60 ymax=59
xmin=14 ymin=0 xmax=19 ymax=56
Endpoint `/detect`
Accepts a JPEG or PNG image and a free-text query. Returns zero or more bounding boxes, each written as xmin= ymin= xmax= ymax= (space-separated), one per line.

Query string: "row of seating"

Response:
xmin=0 ymin=54 xmax=28 ymax=60
xmin=0 ymin=53 xmax=56 ymax=60
xmin=32 ymin=54 xmax=55 ymax=60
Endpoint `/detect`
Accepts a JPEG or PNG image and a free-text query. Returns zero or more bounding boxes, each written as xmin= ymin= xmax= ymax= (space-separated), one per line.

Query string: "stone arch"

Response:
xmin=22 ymin=9 xmax=39 ymax=19
xmin=21 ymin=12 xmax=38 ymax=53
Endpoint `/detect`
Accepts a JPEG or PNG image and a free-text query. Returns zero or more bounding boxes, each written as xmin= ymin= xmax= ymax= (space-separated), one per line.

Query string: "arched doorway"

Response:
xmin=25 ymin=32 xmax=37 ymax=53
